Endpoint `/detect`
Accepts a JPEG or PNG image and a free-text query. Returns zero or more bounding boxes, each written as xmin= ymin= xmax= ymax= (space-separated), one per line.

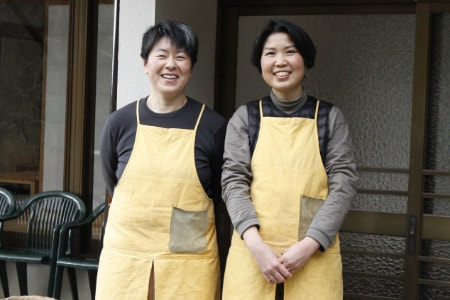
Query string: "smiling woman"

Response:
xmin=221 ymin=19 xmax=357 ymax=300
xmin=96 ymin=20 xmax=227 ymax=300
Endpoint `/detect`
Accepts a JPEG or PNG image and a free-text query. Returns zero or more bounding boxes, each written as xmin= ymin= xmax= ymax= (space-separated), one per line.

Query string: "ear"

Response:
xmin=143 ymin=58 xmax=149 ymax=73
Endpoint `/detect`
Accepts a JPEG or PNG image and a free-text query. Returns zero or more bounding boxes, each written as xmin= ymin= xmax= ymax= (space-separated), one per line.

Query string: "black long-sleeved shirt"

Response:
xmin=100 ymin=97 xmax=226 ymax=207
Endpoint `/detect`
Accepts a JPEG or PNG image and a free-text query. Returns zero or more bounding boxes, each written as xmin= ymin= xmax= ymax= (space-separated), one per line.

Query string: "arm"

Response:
xmin=99 ymin=116 xmax=119 ymax=197
xmin=221 ymin=105 xmax=258 ymax=236
xmin=210 ymin=121 xmax=227 ymax=207
xmin=306 ymin=106 xmax=358 ymax=250
xmin=279 ymin=106 xmax=357 ymax=272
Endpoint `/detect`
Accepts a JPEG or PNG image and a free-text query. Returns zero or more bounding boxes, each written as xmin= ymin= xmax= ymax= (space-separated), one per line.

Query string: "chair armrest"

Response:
xmin=56 ymin=203 xmax=105 ymax=259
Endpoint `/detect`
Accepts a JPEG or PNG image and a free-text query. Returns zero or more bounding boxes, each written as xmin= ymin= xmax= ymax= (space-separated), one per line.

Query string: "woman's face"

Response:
xmin=143 ymin=37 xmax=192 ymax=98
xmin=260 ymin=32 xmax=305 ymax=101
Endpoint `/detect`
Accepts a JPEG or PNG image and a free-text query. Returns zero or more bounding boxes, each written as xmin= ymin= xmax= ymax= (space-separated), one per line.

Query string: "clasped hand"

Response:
xmin=244 ymin=227 xmax=320 ymax=284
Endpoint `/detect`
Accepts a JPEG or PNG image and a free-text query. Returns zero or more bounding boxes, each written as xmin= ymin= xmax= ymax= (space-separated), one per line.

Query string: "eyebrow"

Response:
xmin=263 ymin=44 xmax=296 ymax=51
xmin=154 ymin=48 xmax=187 ymax=54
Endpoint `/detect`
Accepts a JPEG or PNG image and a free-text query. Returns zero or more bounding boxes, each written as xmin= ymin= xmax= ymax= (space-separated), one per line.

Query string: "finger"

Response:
xmin=277 ymin=263 xmax=293 ymax=278
xmin=265 ymin=272 xmax=281 ymax=284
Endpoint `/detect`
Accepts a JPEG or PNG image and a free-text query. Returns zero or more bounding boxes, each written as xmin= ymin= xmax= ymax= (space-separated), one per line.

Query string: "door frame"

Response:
xmin=214 ymin=0 xmax=450 ymax=298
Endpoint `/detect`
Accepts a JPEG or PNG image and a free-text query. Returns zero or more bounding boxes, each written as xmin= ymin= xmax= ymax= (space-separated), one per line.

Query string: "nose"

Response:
xmin=165 ymin=55 xmax=176 ymax=68
xmin=275 ymin=54 xmax=287 ymax=66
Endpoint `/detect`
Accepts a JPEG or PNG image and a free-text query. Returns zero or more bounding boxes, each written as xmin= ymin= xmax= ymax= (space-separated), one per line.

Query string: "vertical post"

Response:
xmin=405 ymin=3 xmax=431 ymax=299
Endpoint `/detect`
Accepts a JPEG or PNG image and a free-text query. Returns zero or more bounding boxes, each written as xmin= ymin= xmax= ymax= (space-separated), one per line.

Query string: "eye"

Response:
xmin=286 ymin=49 xmax=298 ymax=55
xmin=263 ymin=50 xmax=275 ymax=56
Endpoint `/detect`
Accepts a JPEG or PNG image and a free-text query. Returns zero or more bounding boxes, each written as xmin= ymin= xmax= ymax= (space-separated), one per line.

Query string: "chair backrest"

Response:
xmin=0 ymin=187 xmax=16 ymax=216
xmin=0 ymin=187 xmax=16 ymax=248
xmin=20 ymin=191 xmax=86 ymax=253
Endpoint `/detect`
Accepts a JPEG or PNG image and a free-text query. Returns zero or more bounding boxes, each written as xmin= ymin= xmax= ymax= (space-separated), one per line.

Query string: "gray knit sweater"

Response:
xmin=221 ymin=90 xmax=358 ymax=250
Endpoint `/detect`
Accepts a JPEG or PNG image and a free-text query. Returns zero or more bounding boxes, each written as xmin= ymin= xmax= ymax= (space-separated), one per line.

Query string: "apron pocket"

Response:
xmin=169 ymin=206 xmax=208 ymax=253
xmin=298 ymin=195 xmax=337 ymax=247
xmin=298 ymin=195 xmax=324 ymax=240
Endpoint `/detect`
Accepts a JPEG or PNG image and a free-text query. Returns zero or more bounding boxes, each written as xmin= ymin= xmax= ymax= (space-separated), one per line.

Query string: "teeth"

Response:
xmin=162 ymin=75 xmax=177 ymax=79
xmin=276 ymin=72 xmax=289 ymax=76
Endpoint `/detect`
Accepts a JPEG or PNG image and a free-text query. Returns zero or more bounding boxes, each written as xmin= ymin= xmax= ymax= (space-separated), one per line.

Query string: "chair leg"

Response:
xmin=52 ymin=265 xmax=64 ymax=299
xmin=0 ymin=260 xmax=10 ymax=297
xmin=15 ymin=262 xmax=27 ymax=295
xmin=67 ymin=268 xmax=79 ymax=300
xmin=87 ymin=269 xmax=97 ymax=300
xmin=47 ymin=259 xmax=58 ymax=297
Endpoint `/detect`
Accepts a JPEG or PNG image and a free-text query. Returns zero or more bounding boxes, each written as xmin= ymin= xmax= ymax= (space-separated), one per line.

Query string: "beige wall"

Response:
xmin=116 ymin=0 xmax=217 ymax=109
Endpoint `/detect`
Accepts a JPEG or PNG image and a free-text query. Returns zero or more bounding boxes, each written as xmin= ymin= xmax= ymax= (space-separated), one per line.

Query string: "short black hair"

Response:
xmin=140 ymin=20 xmax=199 ymax=67
xmin=250 ymin=19 xmax=316 ymax=73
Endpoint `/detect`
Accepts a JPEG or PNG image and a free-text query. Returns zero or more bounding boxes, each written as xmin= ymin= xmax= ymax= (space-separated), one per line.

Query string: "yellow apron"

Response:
xmin=96 ymin=100 xmax=220 ymax=300
xmin=223 ymin=100 xmax=342 ymax=300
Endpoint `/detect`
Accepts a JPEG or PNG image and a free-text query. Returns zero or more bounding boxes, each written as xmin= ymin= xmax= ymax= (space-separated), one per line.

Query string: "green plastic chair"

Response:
xmin=52 ymin=202 xmax=105 ymax=300
xmin=0 ymin=190 xmax=86 ymax=297
xmin=0 ymin=187 xmax=16 ymax=297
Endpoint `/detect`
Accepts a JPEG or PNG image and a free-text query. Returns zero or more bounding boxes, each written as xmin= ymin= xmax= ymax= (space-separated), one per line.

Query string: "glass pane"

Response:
xmin=343 ymin=276 xmax=404 ymax=299
xmin=42 ymin=4 xmax=69 ymax=190
xmin=353 ymin=193 xmax=407 ymax=213
xmin=421 ymin=240 xmax=450 ymax=260
xmin=343 ymin=253 xmax=404 ymax=276
xmin=425 ymin=13 xmax=450 ymax=173
xmin=419 ymin=12 xmax=450 ymax=294
xmin=420 ymin=261 xmax=450 ymax=282
xmin=358 ymin=170 xmax=409 ymax=192
xmin=423 ymin=13 xmax=450 ymax=219
xmin=419 ymin=285 xmax=450 ymax=300
xmin=423 ymin=197 xmax=450 ymax=216
xmin=0 ymin=1 xmax=45 ymax=201
xmin=340 ymin=232 xmax=406 ymax=298
xmin=355 ymin=170 xmax=408 ymax=213
xmin=92 ymin=3 xmax=114 ymax=209
xmin=340 ymin=232 xmax=406 ymax=255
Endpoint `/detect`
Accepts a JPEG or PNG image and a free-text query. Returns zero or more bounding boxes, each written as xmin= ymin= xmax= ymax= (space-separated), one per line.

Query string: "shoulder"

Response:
xmin=104 ymin=99 xmax=140 ymax=134
xmin=107 ymin=99 xmax=139 ymax=123
xmin=188 ymin=97 xmax=226 ymax=130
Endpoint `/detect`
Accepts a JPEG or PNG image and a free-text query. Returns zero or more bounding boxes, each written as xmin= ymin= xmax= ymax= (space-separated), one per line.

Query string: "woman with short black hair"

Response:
xmin=222 ymin=19 xmax=357 ymax=300
xmin=96 ymin=20 xmax=225 ymax=300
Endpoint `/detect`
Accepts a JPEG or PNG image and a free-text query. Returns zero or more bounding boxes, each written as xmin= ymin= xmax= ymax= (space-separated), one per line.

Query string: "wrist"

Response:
xmin=243 ymin=226 xmax=263 ymax=252
xmin=302 ymin=236 xmax=320 ymax=253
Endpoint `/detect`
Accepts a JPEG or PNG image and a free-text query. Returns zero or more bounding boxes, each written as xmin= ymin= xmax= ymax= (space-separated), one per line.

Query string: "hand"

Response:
xmin=243 ymin=227 xmax=292 ymax=283
xmin=279 ymin=236 xmax=320 ymax=273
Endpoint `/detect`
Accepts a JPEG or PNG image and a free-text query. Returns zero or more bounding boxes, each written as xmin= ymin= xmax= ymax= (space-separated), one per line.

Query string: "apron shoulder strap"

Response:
xmin=246 ymin=96 xmax=333 ymax=164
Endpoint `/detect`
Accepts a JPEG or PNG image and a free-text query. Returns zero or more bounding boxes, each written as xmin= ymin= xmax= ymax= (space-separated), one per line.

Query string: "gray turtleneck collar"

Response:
xmin=269 ymin=89 xmax=308 ymax=115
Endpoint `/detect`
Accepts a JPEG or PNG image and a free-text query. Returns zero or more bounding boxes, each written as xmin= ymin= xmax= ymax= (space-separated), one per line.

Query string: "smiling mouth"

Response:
xmin=162 ymin=74 xmax=178 ymax=79
xmin=275 ymin=71 xmax=289 ymax=77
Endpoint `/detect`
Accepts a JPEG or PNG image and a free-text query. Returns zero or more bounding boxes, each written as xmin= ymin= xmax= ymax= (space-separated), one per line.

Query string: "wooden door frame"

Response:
xmin=214 ymin=0 xmax=417 ymax=236
xmin=214 ymin=0 xmax=450 ymax=298
xmin=406 ymin=2 xmax=450 ymax=298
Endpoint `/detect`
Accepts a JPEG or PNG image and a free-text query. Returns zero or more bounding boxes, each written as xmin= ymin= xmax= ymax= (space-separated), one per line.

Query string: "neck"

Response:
xmin=146 ymin=93 xmax=187 ymax=113
xmin=272 ymin=85 xmax=303 ymax=102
